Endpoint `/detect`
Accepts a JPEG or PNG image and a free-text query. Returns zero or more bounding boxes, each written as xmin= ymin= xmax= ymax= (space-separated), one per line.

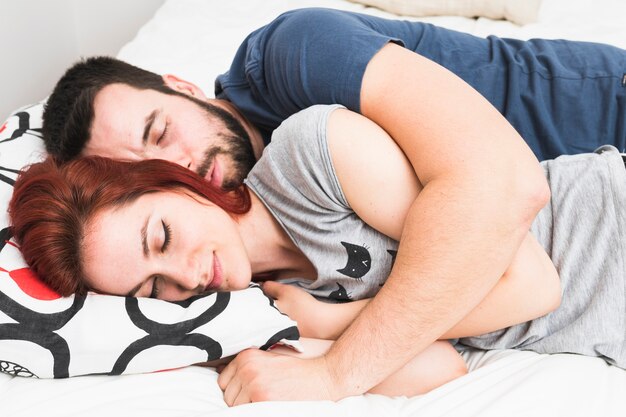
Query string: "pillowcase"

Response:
xmin=0 ymin=103 xmax=299 ymax=379
xmin=349 ymin=0 xmax=542 ymax=25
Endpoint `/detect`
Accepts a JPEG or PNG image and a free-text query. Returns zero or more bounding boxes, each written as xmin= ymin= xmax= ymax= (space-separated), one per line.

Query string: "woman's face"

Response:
xmin=81 ymin=190 xmax=252 ymax=301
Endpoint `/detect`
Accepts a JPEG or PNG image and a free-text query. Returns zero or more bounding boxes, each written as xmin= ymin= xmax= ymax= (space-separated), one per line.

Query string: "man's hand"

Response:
xmin=217 ymin=349 xmax=336 ymax=406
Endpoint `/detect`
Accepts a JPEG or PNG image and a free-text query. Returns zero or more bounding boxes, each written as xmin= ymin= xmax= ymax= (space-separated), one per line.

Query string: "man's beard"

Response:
xmin=197 ymin=134 xmax=256 ymax=190
xmin=185 ymin=95 xmax=257 ymax=190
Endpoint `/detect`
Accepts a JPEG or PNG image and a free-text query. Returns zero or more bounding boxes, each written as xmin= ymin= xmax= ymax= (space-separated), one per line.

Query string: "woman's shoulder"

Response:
xmin=271 ymin=105 xmax=345 ymax=149
xmin=261 ymin=105 xmax=345 ymax=173
xmin=247 ymin=105 xmax=349 ymax=208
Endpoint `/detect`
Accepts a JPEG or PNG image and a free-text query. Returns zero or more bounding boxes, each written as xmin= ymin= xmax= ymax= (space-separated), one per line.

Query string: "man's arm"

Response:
xmin=264 ymin=230 xmax=560 ymax=342
xmin=270 ymin=338 xmax=467 ymax=397
xmin=442 ymin=232 xmax=560 ymax=338
xmin=262 ymin=105 xmax=558 ymax=342
xmin=323 ymin=43 xmax=549 ymax=396
xmin=217 ymin=44 xmax=549 ymax=404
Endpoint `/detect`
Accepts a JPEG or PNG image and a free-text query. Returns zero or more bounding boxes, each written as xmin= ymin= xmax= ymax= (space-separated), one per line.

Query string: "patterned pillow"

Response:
xmin=0 ymin=103 xmax=299 ymax=379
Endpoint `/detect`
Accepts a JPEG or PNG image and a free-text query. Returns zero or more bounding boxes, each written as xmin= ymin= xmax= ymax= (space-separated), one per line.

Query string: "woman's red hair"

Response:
xmin=9 ymin=156 xmax=250 ymax=296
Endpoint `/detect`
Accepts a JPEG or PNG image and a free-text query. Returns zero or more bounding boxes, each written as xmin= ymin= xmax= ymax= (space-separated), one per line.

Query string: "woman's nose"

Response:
xmin=157 ymin=255 xmax=207 ymax=300
xmin=167 ymin=260 xmax=200 ymax=290
xmin=160 ymin=274 xmax=202 ymax=301
xmin=176 ymin=273 xmax=201 ymax=291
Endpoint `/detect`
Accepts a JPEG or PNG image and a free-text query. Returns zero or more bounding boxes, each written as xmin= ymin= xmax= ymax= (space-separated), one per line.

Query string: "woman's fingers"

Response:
xmin=261 ymin=280 xmax=284 ymax=298
xmin=223 ymin=374 xmax=243 ymax=406
xmin=218 ymin=349 xmax=259 ymax=406
xmin=219 ymin=356 xmax=245 ymax=406
xmin=217 ymin=356 xmax=238 ymax=389
xmin=232 ymin=386 xmax=251 ymax=406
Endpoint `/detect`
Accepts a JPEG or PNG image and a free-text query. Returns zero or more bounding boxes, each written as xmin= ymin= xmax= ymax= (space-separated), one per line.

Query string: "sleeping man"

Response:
xmin=40 ymin=8 xmax=626 ymax=404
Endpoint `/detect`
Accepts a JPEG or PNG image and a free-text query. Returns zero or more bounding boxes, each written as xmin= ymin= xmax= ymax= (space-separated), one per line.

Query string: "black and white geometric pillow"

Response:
xmin=0 ymin=103 xmax=299 ymax=379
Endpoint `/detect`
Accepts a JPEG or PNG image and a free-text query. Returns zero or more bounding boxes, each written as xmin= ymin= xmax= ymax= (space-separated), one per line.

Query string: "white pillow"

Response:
xmin=0 ymin=103 xmax=299 ymax=379
xmin=349 ymin=0 xmax=542 ymax=25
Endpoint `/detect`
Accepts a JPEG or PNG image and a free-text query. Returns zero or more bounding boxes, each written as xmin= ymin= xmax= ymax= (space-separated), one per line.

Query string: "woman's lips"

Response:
xmin=206 ymin=253 xmax=223 ymax=291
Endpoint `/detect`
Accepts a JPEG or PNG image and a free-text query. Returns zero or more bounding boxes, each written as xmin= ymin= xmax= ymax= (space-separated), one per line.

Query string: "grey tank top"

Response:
xmin=245 ymin=105 xmax=626 ymax=368
xmin=246 ymin=105 xmax=399 ymax=302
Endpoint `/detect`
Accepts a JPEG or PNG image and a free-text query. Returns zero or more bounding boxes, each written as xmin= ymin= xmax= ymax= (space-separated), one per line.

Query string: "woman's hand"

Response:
xmin=262 ymin=281 xmax=371 ymax=340
xmin=261 ymin=281 xmax=331 ymax=339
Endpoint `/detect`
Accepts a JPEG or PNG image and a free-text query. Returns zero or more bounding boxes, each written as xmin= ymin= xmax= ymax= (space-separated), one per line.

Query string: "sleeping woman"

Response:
xmin=9 ymin=105 xmax=625 ymax=396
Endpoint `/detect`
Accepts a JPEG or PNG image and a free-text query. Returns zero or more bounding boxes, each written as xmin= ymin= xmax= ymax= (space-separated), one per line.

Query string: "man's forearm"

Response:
xmin=320 ymin=42 xmax=550 ymax=398
xmin=320 ymin=299 xmax=370 ymax=340
xmin=324 ymin=178 xmax=545 ymax=397
xmin=443 ymin=232 xmax=561 ymax=339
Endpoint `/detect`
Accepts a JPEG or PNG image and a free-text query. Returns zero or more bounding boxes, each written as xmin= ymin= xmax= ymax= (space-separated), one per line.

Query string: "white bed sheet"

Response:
xmin=3 ymin=0 xmax=626 ymax=416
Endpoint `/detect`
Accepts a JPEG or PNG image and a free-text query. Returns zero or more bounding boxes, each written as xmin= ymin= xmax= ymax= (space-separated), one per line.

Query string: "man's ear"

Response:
xmin=162 ymin=74 xmax=208 ymax=100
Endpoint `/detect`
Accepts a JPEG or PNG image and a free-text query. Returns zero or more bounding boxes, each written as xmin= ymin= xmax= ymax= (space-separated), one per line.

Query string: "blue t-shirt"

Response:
xmin=215 ymin=8 xmax=626 ymax=160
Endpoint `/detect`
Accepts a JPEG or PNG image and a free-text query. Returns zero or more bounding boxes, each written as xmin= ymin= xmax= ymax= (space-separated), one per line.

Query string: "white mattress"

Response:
xmin=4 ymin=1 xmax=626 ymax=416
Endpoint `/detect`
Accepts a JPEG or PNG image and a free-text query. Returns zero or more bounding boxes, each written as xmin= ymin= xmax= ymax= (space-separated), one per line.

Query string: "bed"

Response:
xmin=2 ymin=0 xmax=626 ymax=416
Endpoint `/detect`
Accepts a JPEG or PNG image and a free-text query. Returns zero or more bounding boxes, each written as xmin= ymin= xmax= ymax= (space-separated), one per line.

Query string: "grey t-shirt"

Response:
xmin=245 ymin=105 xmax=626 ymax=368
xmin=246 ymin=105 xmax=398 ymax=302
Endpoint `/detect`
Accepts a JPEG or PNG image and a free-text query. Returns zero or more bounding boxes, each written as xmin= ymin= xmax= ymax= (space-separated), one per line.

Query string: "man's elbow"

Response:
xmin=546 ymin=267 xmax=562 ymax=314
xmin=515 ymin=167 xmax=551 ymax=227
xmin=528 ymin=173 xmax=550 ymax=216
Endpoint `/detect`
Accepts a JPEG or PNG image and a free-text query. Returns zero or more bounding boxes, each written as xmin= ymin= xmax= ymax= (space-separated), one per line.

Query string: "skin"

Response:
xmin=81 ymin=189 xmax=316 ymax=300
xmin=253 ymin=338 xmax=468 ymax=398
xmin=77 ymin=145 xmax=557 ymax=401
xmin=81 ymin=186 xmax=558 ymax=330
xmin=81 ymin=105 xmax=557 ymax=404
xmin=85 ymin=76 xmax=264 ymax=189
xmin=81 ymin=191 xmax=253 ymax=299
xmin=84 ymin=44 xmax=550 ymax=402
xmin=79 ymin=189 xmax=470 ymax=397
xmin=82 ymin=192 xmax=470 ymax=397
xmin=218 ymin=81 xmax=549 ymax=403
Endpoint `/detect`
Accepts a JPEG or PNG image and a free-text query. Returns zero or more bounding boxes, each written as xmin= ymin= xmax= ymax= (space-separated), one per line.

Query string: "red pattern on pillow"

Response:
xmin=7 ymin=267 xmax=61 ymax=301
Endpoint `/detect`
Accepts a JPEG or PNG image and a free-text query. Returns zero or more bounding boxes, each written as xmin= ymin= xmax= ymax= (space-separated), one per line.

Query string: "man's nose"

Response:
xmin=173 ymin=154 xmax=192 ymax=170
xmin=158 ymin=146 xmax=192 ymax=170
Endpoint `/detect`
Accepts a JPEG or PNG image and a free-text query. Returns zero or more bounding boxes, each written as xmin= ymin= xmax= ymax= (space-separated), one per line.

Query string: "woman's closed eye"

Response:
xmin=149 ymin=275 xmax=162 ymax=299
xmin=161 ymin=220 xmax=171 ymax=252
xmin=146 ymin=221 xmax=171 ymax=299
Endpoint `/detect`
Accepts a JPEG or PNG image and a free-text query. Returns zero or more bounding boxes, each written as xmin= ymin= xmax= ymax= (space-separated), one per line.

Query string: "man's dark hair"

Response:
xmin=42 ymin=56 xmax=178 ymax=162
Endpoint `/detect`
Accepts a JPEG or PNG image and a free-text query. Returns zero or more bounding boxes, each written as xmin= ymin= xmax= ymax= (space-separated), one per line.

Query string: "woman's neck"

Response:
xmin=237 ymin=189 xmax=316 ymax=280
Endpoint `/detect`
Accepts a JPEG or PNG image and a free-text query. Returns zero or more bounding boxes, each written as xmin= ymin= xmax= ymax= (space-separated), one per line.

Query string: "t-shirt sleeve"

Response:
xmin=253 ymin=8 xmax=402 ymax=116
xmin=246 ymin=104 xmax=350 ymax=212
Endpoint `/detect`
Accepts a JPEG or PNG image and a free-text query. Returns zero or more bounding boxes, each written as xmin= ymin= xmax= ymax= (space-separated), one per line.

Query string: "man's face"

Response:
xmin=85 ymin=83 xmax=256 ymax=189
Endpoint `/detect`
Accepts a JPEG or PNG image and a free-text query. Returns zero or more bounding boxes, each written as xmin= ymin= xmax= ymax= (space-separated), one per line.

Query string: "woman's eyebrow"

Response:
xmin=128 ymin=216 xmax=152 ymax=298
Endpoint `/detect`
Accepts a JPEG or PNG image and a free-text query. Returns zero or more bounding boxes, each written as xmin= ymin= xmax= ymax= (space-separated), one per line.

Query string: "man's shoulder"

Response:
xmin=267 ymin=7 xmax=377 ymax=39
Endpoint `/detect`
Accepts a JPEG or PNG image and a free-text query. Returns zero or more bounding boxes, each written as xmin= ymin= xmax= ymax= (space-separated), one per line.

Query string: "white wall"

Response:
xmin=0 ymin=0 xmax=166 ymax=120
